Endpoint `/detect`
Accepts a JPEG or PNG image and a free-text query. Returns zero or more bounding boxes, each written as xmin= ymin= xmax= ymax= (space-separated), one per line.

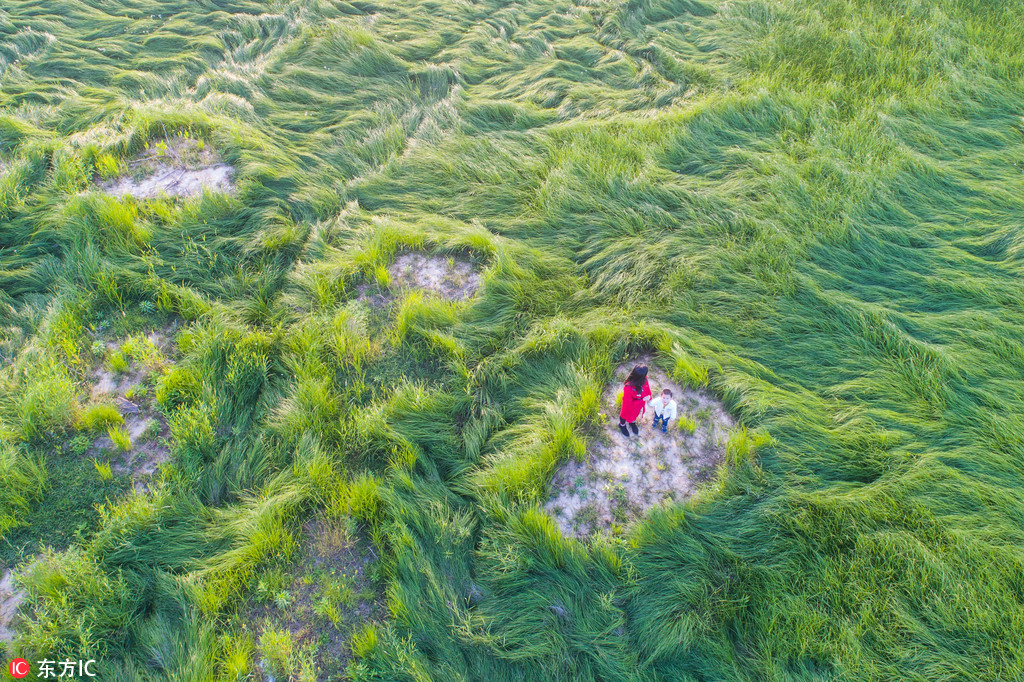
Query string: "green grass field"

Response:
xmin=2 ymin=0 xmax=1024 ymax=679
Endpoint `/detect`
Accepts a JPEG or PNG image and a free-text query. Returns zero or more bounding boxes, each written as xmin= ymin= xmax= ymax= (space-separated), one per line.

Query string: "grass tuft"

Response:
xmin=107 ymin=425 xmax=132 ymax=452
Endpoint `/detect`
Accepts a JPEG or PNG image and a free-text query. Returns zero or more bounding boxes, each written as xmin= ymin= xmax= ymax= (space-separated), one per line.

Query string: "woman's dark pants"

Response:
xmin=618 ymin=418 xmax=639 ymax=437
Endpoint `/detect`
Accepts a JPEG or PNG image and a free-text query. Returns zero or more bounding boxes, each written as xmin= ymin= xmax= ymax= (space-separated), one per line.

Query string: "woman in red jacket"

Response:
xmin=618 ymin=364 xmax=651 ymax=438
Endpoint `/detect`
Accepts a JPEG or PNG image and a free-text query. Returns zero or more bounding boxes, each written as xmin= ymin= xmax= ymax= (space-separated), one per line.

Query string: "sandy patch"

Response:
xmin=389 ymin=252 xmax=480 ymax=300
xmin=356 ymin=251 xmax=481 ymax=307
xmin=100 ymin=136 xmax=235 ymax=199
xmin=90 ymin=329 xmax=176 ymax=399
xmin=0 ymin=569 xmax=25 ymax=642
xmin=545 ymin=360 xmax=735 ymax=537
xmin=87 ymin=328 xmax=176 ymax=490
xmin=103 ymin=165 xmax=233 ymax=199
xmin=106 ymin=412 xmax=170 ymax=492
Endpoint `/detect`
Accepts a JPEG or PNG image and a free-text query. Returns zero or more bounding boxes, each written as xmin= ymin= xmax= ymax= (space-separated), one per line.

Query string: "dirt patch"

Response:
xmin=545 ymin=360 xmax=735 ymax=537
xmin=244 ymin=517 xmax=385 ymax=680
xmin=100 ymin=136 xmax=235 ymax=199
xmin=0 ymin=569 xmax=25 ymax=642
xmin=87 ymin=328 xmax=177 ymax=490
xmin=389 ymin=251 xmax=480 ymax=300
xmin=103 ymin=410 xmax=170 ymax=490
xmin=358 ymin=251 xmax=481 ymax=306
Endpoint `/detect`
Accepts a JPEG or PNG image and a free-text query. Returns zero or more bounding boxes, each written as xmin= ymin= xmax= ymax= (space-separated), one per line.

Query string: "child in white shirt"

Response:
xmin=649 ymin=389 xmax=677 ymax=433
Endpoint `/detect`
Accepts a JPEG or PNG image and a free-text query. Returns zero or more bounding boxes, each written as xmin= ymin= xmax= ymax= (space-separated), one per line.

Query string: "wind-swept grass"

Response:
xmin=1 ymin=0 xmax=1023 ymax=679
xmin=0 ymin=442 xmax=45 ymax=536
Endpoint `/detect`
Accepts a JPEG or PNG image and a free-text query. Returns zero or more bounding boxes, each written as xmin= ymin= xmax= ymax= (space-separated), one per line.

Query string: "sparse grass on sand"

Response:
xmin=1 ymin=0 xmax=1023 ymax=679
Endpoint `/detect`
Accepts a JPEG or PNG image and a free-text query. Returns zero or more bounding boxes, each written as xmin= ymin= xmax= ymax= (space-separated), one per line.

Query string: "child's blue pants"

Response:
xmin=653 ymin=414 xmax=670 ymax=432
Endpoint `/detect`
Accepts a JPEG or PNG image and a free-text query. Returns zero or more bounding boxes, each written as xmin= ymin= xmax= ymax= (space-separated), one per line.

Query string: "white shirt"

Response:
xmin=649 ymin=396 xmax=677 ymax=420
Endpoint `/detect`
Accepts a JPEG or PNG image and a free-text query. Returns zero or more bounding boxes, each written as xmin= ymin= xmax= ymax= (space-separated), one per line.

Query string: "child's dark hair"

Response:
xmin=662 ymin=388 xmax=672 ymax=397
xmin=625 ymin=364 xmax=648 ymax=390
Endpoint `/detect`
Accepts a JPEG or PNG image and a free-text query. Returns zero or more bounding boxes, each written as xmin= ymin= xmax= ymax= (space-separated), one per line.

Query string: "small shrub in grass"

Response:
xmin=350 ymin=623 xmax=379 ymax=659
xmin=92 ymin=458 xmax=113 ymax=480
xmin=219 ymin=632 xmax=254 ymax=680
xmin=168 ymin=405 xmax=217 ymax=472
xmin=78 ymin=403 xmax=123 ymax=431
xmin=259 ymin=624 xmax=295 ymax=680
xmin=273 ymin=590 xmax=293 ymax=610
xmin=65 ymin=434 xmax=92 ymax=458
xmin=677 ymin=414 xmax=697 ymax=434
xmin=17 ymin=363 xmax=79 ymax=442
xmin=373 ymin=264 xmax=391 ymax=287
xmin=18 ymin=547 xmax=134 ymax=657
xmin=106 ymin=349 xmax=129 ymax=374
xmin=107 ymin=425 xmax=132 ymax=452
xmin=94 ymin=152 xmax=119 ymax=180
xmin=155 ymin=365 xmax=201 ymax=409
xmin=52 ymin=149 xmax=88 ymax=192
xmin=0 ymin=443 xmax=46 ymax=536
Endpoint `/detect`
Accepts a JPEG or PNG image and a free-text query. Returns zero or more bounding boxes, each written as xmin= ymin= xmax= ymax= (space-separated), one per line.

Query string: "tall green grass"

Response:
xmin=1 ymin=0 xmax=1023 ymax=679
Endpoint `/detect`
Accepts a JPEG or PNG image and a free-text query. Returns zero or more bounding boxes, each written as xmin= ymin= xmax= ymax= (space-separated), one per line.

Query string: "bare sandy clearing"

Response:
xmin=103 ymin=164 xmax=234 ymax=199
xmin=100 ymin=136 xmax=235 ymax=199
xmin=358 ymin=251 xmax=481 ymax=306
xmin=0 ymin=569 xmax=25 ymax=642
xmin=87 ymin=328 xmax=176 ymax=489
xmin=105 ymin=410 xmax=170 ymax=492
xmin=90 ymin=329 xmax=174 ymax=399
xmin=389 ymin=251 xmax=480 ymax=300
xmin=545 ymin=360 xmax=735 ymax=537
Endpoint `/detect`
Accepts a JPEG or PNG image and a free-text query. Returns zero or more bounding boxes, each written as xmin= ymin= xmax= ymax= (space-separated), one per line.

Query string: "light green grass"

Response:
xmin=1 ymin=0 xmax=1023 ymax=680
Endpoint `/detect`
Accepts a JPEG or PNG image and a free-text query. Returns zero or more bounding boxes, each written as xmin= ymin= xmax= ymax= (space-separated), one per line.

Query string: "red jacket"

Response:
xmin=620 ymin=379 xmax=651 ymax=422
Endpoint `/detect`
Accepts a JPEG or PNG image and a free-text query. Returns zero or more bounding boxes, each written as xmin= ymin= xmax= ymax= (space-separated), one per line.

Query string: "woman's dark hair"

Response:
xmin=625 ymin=364 xmax=648 ymax=391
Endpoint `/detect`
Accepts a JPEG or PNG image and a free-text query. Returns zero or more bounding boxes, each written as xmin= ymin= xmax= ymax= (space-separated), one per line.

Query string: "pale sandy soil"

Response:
xmin=0 ymin=569 xmax=25 ymax=642
xmin=88 ymin=328 xmax=176 ymax=492
xmin=358 ymin=251 xmax=481 ymax=305
xmin=545 ymin=359 xmax=734 ymax=537
xmin=100 ymin=136 xmax=234 ymax=199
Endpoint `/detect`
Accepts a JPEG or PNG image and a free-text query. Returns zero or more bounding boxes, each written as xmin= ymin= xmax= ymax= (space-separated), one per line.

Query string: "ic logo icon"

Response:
xmin=8 ymin=658 xmax=30 ymax=678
